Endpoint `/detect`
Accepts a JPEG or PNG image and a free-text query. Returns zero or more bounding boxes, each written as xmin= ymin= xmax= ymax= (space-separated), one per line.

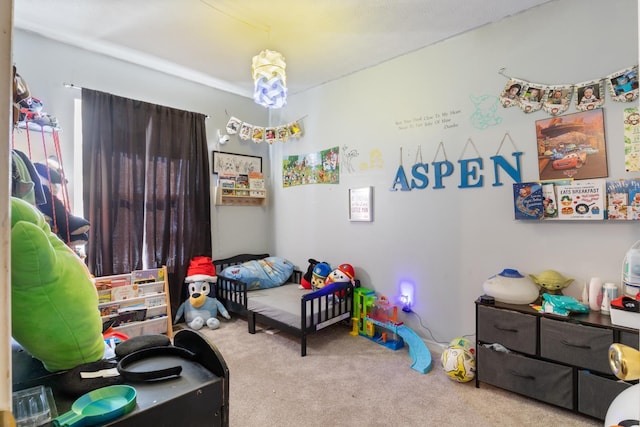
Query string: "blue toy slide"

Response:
xmin=396 ymin=325 xmax=432 ymax=374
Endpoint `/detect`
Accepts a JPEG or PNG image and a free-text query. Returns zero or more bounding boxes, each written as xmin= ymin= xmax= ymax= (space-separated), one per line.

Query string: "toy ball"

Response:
xmin=447 ymin=337 xmax=475 ymax=352
xmin=441 ymin=337 xmax=476 ymax=383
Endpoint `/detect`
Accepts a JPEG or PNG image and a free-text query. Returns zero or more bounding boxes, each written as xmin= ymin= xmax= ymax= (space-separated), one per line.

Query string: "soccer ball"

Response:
xmin=441 ymin=337 xmax=476 ymax=383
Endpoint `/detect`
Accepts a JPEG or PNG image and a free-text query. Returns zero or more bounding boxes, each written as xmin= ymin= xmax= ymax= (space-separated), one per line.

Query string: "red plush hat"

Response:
xmin=185 ymin=256 xmax=216 ymax=282
xmin=337 ymin=263 xmax=355 ymax=279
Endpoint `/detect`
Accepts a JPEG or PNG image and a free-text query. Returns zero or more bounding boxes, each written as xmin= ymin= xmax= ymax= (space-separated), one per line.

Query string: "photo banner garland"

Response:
xmin=499 ymin=65 xmax=638 ymax=116
xmin=225 ymin=115 xmax=304 ymax=144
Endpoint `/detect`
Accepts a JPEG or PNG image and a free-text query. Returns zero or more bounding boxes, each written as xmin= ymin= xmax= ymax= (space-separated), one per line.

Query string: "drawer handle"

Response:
xmin=494 ymin=324 xmax=518 ymax=333
xmin=509 ymin=369 xmax=535 ymax=380
xmin=560 ymin=339 xmax=591 ymax=350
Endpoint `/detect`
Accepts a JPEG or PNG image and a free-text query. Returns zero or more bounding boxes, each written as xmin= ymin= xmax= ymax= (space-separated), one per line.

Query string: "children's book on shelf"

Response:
xmin=111 ymin=283 xmax=140 ymax=301
xmin=236 ymin=174 xmax=249 ymax=196
xmin=95 ymin=275 xmax=130 ymax=290
xmin=606 ymin=178 xmax=640 ymax=220
xmin=132 ymin=267 xmax=165 ymax=283
xmin=249 ymin=171 xmax=265 ymax=197
xmin=99 ymin=303 xmax=120 ymax=317
xmin=219 ymin=174 xmax=237 ymax=195
xmin=513 ymin=182 xmax=543 ymax=220
xmin=557 ymin=179 xmax=605 ymax=220
xmin=541 ymin=183 xmax=558 ymax=219
xmin=540 ymin=178 xmax=573 ymax=220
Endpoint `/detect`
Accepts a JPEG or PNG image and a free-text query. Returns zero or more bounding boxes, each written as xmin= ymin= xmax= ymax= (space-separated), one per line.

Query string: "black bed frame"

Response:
xmin=213 ymin=254 xmax=356 ymax=356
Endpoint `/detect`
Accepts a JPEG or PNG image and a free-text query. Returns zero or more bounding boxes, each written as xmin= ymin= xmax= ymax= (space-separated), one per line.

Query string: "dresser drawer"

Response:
xmin=540 ymin=317 xmax=612 ymax=373
xmin=577 ymin=370 xmax=632 ymax=420
xmin=477 ymin=345 xmax=573 ymax=409
xmin=620 ymin=330 xmax=640 ymax=350
xmin=477 ymin=305 xmax=537 ymax=355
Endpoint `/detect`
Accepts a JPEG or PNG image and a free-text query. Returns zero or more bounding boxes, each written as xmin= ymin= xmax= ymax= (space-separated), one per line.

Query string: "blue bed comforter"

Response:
xmin=219 ymin=256 xmax=294 ymax=290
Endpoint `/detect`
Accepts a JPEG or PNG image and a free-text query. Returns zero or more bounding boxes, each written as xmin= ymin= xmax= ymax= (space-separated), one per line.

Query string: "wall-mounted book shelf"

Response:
xmin=215 ymin=186 xmax=266 ymax=206
xmin=215 ymin=172 xmax=266 ymax=206
xmin=514 ymin=178 xmax=640 ymax=221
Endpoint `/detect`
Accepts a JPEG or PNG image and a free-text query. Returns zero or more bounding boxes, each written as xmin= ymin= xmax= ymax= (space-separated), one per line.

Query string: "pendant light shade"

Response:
xmin=252 ymin=49 xmax=287 ymax=109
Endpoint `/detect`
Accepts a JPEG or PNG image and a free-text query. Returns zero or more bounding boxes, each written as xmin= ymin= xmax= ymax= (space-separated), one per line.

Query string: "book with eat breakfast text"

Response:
xmin=557 ymin=179 xmax=605 ymax=220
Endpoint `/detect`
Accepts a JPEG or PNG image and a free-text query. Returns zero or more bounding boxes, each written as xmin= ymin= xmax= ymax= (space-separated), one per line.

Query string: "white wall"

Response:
xmin=272 ymin=0 xmax=640 ymax=344
xmin=12 ymin=29 xmax=272 ymax=258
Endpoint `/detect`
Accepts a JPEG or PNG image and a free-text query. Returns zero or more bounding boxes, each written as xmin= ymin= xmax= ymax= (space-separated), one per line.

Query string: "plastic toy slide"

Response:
xmin=396 ymin=325 xmax=432 ymax=374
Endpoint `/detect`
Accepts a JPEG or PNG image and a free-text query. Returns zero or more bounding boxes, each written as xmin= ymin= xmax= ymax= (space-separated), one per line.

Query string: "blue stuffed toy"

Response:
xmin=174 ymin=275 xmax=230 ymax=330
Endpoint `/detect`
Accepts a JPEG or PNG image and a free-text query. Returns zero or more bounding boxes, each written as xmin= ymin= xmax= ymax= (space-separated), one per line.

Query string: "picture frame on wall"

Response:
xmin=349 ymin=186 xmax=373 ymax=222
xmin=535 ymin=109 xmax=608 ymax=181
xmin=212 ymin=151 xmax=262 ymax=175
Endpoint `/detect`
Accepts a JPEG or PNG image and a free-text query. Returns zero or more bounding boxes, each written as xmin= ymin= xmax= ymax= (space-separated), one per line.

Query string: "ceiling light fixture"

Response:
xmin=251 ymin=49 xmax=287 ymax=109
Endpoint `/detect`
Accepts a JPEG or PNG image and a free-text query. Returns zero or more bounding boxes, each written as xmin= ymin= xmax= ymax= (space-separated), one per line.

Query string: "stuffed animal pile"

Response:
xmin=300 ymin=259 xmax=356 ymax=291
xmin=174 ymin=256 xmax=231 ymax=330
xmin=11 ymin=197 xmax=105 ymax=372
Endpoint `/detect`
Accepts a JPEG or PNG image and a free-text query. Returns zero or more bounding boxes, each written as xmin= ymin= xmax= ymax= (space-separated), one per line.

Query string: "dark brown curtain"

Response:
xmin=81 ymin=88 xmax=211 ymax=315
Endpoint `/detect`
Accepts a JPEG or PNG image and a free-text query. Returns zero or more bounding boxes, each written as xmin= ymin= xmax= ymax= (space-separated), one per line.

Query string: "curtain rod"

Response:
xmin=62 ymin=83 xmax=210 ymax=118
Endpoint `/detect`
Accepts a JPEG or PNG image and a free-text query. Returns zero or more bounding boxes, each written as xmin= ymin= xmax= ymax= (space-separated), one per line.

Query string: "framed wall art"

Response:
xmin=535 ymin=109 xmax=608 ymax=181
xmin=212 ymin=151 xmax=262 ymax=175
xmin=349 ymin=186 xmax=373 ymax=222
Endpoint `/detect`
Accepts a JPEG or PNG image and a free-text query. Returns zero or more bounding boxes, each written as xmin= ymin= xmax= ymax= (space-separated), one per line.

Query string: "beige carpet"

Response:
xmin=190 ymin=318 xmax=601 ymax=427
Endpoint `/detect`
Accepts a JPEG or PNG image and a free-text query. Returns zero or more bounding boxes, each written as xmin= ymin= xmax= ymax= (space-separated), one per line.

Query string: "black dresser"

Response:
xmin=475 ymin=299 xmax=638 ymax=420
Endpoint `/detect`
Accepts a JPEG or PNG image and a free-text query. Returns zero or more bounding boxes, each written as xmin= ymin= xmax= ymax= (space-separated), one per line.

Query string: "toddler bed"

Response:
xmin=213 ymin=253 xmax=356 ymax=356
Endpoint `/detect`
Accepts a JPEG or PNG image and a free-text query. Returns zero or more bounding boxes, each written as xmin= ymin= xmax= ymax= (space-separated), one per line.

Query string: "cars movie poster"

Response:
xmin=535 ymin=110 xmax=608 ymax=181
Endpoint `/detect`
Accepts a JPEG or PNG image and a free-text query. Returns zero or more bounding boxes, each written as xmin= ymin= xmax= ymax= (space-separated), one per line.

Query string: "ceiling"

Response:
xmin=13 ymin=0 xmax=552 ymax=99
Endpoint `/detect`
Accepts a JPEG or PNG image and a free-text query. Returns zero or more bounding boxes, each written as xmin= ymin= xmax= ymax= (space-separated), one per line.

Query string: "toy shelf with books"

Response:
xmin=95 ymin=266 xmax=173 ymax=338
xmin=513 ymin=178 xmax=640 ymax=221
xmin=215 ymin=172 xmax=267 ymax=206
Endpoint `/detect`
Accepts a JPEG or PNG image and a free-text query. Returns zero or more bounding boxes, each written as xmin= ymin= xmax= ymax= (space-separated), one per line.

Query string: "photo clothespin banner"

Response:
xmin=497 ymin=65 xmax=639 ymax=115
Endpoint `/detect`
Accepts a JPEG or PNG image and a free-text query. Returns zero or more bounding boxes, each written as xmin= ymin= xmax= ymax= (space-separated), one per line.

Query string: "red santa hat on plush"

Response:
xmin=185 ymin=256 xmax=217 ymax=283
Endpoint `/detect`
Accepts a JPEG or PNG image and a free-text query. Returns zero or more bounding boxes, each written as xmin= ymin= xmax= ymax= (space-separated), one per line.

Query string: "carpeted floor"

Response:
xmin=191 ymin=317 xmax=601 ymax=427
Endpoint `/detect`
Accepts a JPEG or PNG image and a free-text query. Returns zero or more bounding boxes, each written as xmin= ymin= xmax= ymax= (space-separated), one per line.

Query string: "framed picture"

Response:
xmin=535 ymin=109 xmax=608 ymax=181
xmin=212 ymin=151 xmax=262 ymax=175
xmin=349 ymin=187 xmax=373 ymax=222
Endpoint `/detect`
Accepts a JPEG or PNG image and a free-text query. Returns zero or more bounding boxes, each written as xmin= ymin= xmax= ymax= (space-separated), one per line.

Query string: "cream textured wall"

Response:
xmin=271 ymin=0 xmax=640 ymax=343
